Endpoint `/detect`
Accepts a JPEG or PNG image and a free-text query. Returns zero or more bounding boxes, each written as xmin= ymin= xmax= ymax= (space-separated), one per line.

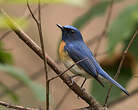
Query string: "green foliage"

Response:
xmin=107 ymin=3 xmax=138 ymax=53
xmin=0 ymin=43 xmax=13 ymax=64
xmin=0 ymin=64 xmax=46 ymax=101
xmin=0 ymin=14 xmax=27 ymax=29
xmin=91 ymin=56 xmax=133 ymax=104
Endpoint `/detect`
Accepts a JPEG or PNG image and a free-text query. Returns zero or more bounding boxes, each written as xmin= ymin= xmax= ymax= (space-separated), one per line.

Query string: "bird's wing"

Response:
xmin=65 ymin=43 xmax=104 ymax=87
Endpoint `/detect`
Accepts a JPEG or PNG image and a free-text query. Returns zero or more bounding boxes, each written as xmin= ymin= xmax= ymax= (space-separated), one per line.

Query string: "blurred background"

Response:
xmin=0 ymin=0 xmax=138 ymax=110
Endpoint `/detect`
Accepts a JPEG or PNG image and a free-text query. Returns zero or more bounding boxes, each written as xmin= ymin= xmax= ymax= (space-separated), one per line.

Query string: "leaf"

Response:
xmin=0 ymin=64 xmax=46 ymax=101
xmin=107 ymin=3 xmax=138 ymax=53
xmin=0 ymin=14 xmax=27 ymax=29
xmin=0 ymin=42 xmax=13 ymax=64
xmin=0 ymin=82 xmax=19 ymax=102
xmin=90 ymin=55 xmax=133 ymax=104
xmin=0 ymin=0 xmax=86 ymax=6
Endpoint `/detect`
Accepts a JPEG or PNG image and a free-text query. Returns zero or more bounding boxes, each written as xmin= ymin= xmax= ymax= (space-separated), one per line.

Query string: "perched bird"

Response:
xmin=57 ymin=24 xmax=129 ymax=95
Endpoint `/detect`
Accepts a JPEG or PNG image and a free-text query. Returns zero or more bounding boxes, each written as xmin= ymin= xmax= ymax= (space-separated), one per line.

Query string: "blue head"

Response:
xmin=57 ymin=24 xmax=83 ymax=42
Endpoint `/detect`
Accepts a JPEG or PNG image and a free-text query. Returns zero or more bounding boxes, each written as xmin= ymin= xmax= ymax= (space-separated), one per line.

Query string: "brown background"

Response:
xmin=0 ymin=0 xmax=138 ymax=110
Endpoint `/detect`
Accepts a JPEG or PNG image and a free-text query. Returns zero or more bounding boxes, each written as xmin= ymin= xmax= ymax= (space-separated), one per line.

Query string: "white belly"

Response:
xmin=62 ymin=58 xmax=91 ymax=78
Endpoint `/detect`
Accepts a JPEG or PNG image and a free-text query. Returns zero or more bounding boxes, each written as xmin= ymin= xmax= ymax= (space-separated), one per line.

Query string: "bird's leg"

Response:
xmin=77 ymin=77 xmax=87 ymax=99
xmin=69 ymin=74 xmax=81 ymax=84
xmin=80 ymin=77 xmax=87 ymax=89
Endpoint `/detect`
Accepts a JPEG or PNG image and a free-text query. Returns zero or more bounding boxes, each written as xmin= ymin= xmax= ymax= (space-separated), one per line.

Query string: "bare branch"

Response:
xmin=75 ymin=106 xmax=107 ymax=110
xmin=0 ymin=100 xmax=39 ymax=110
xmin=26 ymin=0 xmax=39 ymax=25
xmin=2 ymin=10 xmax=105 ymax=110
xmin=26 ymin=0 xmax=49 ymax=109
xmin=104 ymin=29 xmax=138 ymax=106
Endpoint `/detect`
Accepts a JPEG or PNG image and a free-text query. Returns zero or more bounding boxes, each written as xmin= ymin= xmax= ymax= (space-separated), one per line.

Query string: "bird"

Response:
xmin=57 ymin=24 xmax=129 ymax=95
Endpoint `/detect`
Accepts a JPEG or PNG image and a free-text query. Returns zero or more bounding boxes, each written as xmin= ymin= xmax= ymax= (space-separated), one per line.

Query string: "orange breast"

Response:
xmin=59 ymin=41 xmax=68 ymax=60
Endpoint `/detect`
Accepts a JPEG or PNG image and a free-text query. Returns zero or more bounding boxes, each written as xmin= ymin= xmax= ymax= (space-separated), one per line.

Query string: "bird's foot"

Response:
xmin=69 ymin=74 xmax=80 ymax=85
xmin=69 ymin=76 xmax=74 ymax=85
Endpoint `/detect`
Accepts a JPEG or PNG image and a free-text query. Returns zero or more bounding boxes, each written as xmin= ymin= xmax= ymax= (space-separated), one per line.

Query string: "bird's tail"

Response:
xmin=99 ymin=69 xmax=129 ymax=95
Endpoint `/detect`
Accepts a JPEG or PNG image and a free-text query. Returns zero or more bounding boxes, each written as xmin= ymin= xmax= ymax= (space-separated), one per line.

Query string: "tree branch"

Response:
xmin=26 ymin=0 xmax=49 ymax=109
xmin=0 ymin=100 xmax=39 ymax=110
xmin=1 ymin=10 xmax=105 ymax=110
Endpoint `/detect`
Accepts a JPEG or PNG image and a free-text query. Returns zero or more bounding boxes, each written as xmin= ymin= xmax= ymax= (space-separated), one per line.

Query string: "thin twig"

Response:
xmin=37 ymin=1 xmax=49 ymax=110
xmin=75 ymin=106 xmax=107 ymax=110
xmin=48 ymin=58 xmax=88 ymax=82
xmin=104 ymin=29 xmax=138 ymax=106
xmin=26 ymin=0 xmax=49 ymax=109
xmin=26 ymin=0 xmax=39 ymax=25
xmin=0 ymin=100 xmax=39 ymax=110
xmin=2 ymin=10 xmax=105 ymax=110
xmin=87 ymin=0 xmax=114 ymax=47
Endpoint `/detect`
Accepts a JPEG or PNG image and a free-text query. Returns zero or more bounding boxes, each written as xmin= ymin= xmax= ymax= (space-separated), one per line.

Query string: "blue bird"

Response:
xmin=57 ymin=24 xmax=129 ymax=95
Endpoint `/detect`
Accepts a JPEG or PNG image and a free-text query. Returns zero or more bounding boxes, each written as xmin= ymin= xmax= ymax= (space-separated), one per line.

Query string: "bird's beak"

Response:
xmin=56 ymin=24 xmax=64 ymax=31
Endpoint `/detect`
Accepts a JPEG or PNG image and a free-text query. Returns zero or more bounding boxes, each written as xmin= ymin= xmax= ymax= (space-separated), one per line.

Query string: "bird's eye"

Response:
xmin=71 ymin=30 xmax=75 ymax=33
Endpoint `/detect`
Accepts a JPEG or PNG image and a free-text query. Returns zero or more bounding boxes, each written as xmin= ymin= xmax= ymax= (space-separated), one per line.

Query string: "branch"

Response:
xmin=75 ymin=106 xmax=107 ymax=110
xmin=26 ymin=0 xmax=49 ymax=109
xmin=104 ymin=29 xmax=138 ymax=106
xmin=1 ymin=10 xmax=105 ymax=110
xmin=0 ymin=100 xmax=39 ymax=110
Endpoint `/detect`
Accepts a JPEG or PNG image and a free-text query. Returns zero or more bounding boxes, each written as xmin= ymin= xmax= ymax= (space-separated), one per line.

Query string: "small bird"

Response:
xmin=57 ymin=24 xmax=129 ymax=95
